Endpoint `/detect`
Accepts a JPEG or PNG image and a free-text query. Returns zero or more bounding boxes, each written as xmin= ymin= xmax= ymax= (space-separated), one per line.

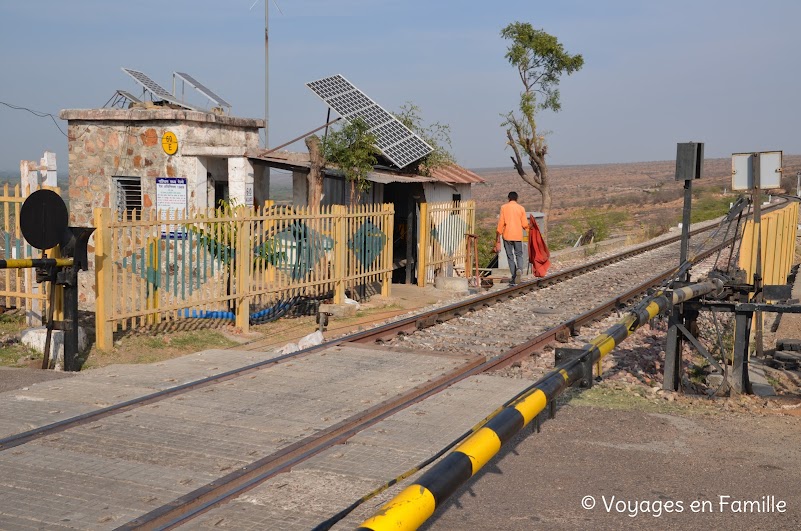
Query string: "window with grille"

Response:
xmin=113 ymin=176 xmax=142 ymax=220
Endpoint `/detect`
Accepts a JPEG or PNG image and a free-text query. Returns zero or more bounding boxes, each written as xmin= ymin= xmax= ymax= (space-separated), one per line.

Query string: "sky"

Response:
xmin=1 ymin=0 xmax=800 ymax=172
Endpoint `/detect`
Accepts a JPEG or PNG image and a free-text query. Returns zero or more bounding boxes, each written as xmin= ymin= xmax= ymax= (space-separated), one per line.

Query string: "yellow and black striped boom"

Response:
xmin=357 ymin=279 xmax=722 ymax=531
xmin=0 ymin=258 xmax=73 ymax=269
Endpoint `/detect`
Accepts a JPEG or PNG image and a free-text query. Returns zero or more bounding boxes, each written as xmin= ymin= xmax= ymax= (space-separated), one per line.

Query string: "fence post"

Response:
xmin=333 ymin=205 xmax=346 ymax=304
xmin=93 ymin=208 xmax=114 ymax=350
xmin=417 ymin=202 xmax=428 ymax=287
xmin=146 ymin=236 xmax=159 ymax=325
xmin=235 ymin=208 xmax=251 ymax=333
xmin=262 ymin=200 xmax=276 ymax=285
xmin=382 ymin=204 xmax=393 ymax=297
xmin=466 ymin=201 xmax=476 ymax=276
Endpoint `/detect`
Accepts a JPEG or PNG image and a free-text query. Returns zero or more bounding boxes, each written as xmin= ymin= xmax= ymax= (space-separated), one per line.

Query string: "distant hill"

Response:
xmin=472 ymin=156 xmax=801 ymax=216
xmin=471 ymin=155 xmax=801 ymax=247
xmin=0 ymin=170 xmax=70 ymax=189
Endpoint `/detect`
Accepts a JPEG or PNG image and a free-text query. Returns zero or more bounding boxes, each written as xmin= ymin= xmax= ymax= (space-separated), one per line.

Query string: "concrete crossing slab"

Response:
xmin=0 ymin=345 xmax=477 ymax=529
xmin=186 ymin=374 xmax=534 ymax=530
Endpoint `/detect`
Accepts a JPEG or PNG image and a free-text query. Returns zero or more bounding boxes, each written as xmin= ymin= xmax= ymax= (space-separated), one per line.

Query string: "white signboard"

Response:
xmin=156 ymin=177 xmax=187 ymax=238
xmin=732 ymin=151 xmax=782 ymax=190
xmin=245 ymin=182 xmax=254 ymax=207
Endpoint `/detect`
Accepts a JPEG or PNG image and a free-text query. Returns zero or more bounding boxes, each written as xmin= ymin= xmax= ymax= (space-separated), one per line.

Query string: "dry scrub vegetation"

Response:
xmin=473 ymin=155 xmax=801 ymax=255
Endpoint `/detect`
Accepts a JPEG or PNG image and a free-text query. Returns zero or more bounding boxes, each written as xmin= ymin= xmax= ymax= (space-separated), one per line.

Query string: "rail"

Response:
xmin=0 ymin=208 xmax=766 ymax=529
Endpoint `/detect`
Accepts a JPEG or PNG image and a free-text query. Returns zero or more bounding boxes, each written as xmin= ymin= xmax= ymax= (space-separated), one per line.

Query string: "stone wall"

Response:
xmin=59 ymin=108 xmax=263 ymax=310
xmin=61 ymin=109 xmax=262 ymax=226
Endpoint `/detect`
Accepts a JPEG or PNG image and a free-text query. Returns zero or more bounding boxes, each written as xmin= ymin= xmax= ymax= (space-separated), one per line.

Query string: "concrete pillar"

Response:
xmin=41 ymin=151 xmax=57 ymax=187
xmin=177 ymin=156 xmax=208 ymax=212
xmin=20 ymin=151 xmax=57 ymax=196
xmin=228 ymin=157 xmax=254 ymax=207
xmin=20 ymin=151 xmax=58 ymax=326
xmin=253 ymin=163 xmax=269 ymax=208
xmin=292 ymin=170 xmax=308 ymax=207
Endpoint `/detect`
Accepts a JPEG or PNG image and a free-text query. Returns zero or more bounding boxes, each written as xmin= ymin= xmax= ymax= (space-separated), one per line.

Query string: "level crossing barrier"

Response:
xmin=356 ymin=279 xmax=723 ymax=531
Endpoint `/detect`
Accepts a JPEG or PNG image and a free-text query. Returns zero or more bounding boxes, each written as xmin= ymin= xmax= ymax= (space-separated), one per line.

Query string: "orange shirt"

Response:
xmin=497 ymin=201 xmax=527 ymax=241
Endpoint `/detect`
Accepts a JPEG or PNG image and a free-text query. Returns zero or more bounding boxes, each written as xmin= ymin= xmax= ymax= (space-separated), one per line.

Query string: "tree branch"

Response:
xmin=506 ymin=129 xmax=525 ymax=178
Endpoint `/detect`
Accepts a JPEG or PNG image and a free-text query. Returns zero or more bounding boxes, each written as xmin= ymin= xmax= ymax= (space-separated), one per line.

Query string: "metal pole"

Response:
xmin=796 ymin=171 xmax=800 ymax=197
xmin=731 ymin=310 xmax=753 ymax=394
xmin=663 ymin=308 xmax=682 ymax=391
xmin=62 ymin=266 xmax=79 ymax=372
xmin=261 ymin=117 xmax=341 ymax=156
xmin=322 ymin=108 xmax=332 ymax=148
xmin=679 ymin=178 xmax=692 ymax=276
xmin=753 ymin=154 xmax=763 ymax=359
xmin=262 ymin=0 xmax=272 ymax=204
xmin=664 ymin=176 xmax=693 ymax=391
xmin=264 ymin=0 xmax=270 ymax=150
xmin=406 ymin=195 xmax=414 ymax=284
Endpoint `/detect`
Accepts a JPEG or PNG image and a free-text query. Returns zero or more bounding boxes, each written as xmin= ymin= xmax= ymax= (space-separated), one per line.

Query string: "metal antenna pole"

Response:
xmin=262 ymin=0 xmax=271 ymax=203
xmin=264 ymin=0 xmax=269 ymax=149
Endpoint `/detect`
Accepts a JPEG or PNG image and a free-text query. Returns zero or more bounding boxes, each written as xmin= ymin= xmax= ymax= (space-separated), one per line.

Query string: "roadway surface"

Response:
xmin=424 ymin=398 xmax=801 ymax=530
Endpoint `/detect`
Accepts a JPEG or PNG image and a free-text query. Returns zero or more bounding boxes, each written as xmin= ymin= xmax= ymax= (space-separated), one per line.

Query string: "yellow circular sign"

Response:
xmin=162 ymin=131 xmax=178 ymax=155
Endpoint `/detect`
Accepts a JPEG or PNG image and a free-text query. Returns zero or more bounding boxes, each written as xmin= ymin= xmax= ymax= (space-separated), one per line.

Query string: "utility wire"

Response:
xmin=0 ymin=101 xmax=68 ymax=137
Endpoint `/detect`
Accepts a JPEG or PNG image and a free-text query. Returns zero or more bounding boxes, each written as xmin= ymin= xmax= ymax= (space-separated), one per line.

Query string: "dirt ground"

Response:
xmin=426 ymin=389 xmax=801 ymax=530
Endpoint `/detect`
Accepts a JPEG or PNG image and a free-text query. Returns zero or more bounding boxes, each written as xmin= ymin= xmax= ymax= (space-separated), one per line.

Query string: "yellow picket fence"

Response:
xmin=738 ymin=201 xmax=799 ymax=289
xmin=417 ymin=200 xmax=476 ymax=286
xmin=93 ymin=202 xmax=394 ymax=349
xmin=0 ymin=183 xmax=61 ymax=315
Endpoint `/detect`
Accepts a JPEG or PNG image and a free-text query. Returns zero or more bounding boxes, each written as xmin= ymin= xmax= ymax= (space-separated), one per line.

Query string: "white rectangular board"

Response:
xmin=732 ymin=151 xmax=782 ymax=190
xmin=156 ymin=177 xmax=187 ymax=238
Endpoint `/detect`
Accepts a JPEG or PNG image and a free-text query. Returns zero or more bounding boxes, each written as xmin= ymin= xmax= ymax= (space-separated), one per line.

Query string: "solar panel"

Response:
xmin=306 ymin=75 xmax=433 ymax=169
xmin=116 ymin=90 xmax=141 ymax=103
xmin=174 ymin=72 xmax=231 ymax=109
xmin=121 ymin=68 xmax=197 ymax=110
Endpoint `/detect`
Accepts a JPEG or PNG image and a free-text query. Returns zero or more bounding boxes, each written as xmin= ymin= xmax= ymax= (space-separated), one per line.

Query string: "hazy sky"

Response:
xmin=1 ymin=0 xmax=799 ymax=172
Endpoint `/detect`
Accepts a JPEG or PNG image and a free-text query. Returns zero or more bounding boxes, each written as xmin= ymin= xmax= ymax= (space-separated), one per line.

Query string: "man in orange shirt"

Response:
xmin=493 ymin=191 xmax=528 ymax=285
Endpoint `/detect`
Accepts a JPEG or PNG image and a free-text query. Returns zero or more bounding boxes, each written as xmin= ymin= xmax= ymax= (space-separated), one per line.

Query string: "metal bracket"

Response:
xmin=35 ymin=265 xmax=57 ymax=284
xmin=416 ymin=314 xmax=439 ymax=330
xmin=316 ymin=311 xmax=331 ymax=332
xmin=763 ymin=284 xmax=793 ymax=301
xmin=676 ymin=323 xmax=723 ymax=373
xmin=555 ymin=347 xmax=595 ymax=388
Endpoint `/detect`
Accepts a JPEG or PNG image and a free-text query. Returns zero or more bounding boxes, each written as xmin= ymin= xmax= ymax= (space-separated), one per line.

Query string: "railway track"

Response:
xmin=0 ymin=210 xmax=760 ymax=529
xmin=120 ymin=223 xmax=740 ymax=530
xmin=0 ymin=219 xmax=724 ymax=454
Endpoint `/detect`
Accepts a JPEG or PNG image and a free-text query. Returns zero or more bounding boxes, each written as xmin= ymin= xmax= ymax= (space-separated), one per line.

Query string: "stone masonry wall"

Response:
xmin=60 ymin=109 xmax=262 ymax=311
xmin=67 ymin=119 xmax=260 ymax=225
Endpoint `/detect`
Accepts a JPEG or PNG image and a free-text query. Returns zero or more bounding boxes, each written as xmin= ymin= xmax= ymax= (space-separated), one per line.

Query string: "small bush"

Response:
xmin=547 ymin=208 xmax=630 ymax=250
xmin=691 ymin=195 xmax=732 ymax=223
xmin=648 ymin=188 xmax=683 ymax=204
xmin=476 ymin=224 xmax=498 ymax=268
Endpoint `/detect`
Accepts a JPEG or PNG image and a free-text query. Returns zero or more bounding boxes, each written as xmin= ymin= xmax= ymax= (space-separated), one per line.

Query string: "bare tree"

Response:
xmin=501 ymin=21 xmax=584 ymax=235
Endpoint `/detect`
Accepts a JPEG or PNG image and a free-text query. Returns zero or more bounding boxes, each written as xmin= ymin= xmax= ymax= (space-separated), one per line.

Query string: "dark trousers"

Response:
xmin=503 ymin=239 xmax=524 ymax=283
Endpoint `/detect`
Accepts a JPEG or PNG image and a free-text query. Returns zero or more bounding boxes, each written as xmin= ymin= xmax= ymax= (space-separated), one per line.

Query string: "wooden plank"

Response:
xmin=93 ymin=208 xmax=114 ymax=350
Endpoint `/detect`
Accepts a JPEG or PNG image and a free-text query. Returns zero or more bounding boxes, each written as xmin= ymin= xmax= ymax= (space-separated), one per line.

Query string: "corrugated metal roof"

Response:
xmin=246 ymin=151 xmax=435 ymax=183
xmin=428 ymin=163 xmax=486 ymax=184
xmin=246 ymin=150 xmax=482 ymax=185
xmin=367 ymin=173 xmax=435 ymax=184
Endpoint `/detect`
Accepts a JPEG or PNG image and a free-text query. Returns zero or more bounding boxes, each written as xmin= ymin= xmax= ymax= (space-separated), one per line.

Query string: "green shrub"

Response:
xmin=476 ymin=224 xmax=498 ymax=268
xmin=545 ymin=209 xmax=629 ymax=251
xmin=691 ymin=195 xmax=732 ymax=223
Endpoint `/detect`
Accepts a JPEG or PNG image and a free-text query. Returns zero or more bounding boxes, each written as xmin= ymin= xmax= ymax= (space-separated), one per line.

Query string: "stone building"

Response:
xmin=59 ymin=108 xmax=267 ymax=226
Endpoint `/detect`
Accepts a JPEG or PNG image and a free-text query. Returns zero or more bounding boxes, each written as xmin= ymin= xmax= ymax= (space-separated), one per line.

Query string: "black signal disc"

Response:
xmin=20 ymin=189 xmax=69 ymax=250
